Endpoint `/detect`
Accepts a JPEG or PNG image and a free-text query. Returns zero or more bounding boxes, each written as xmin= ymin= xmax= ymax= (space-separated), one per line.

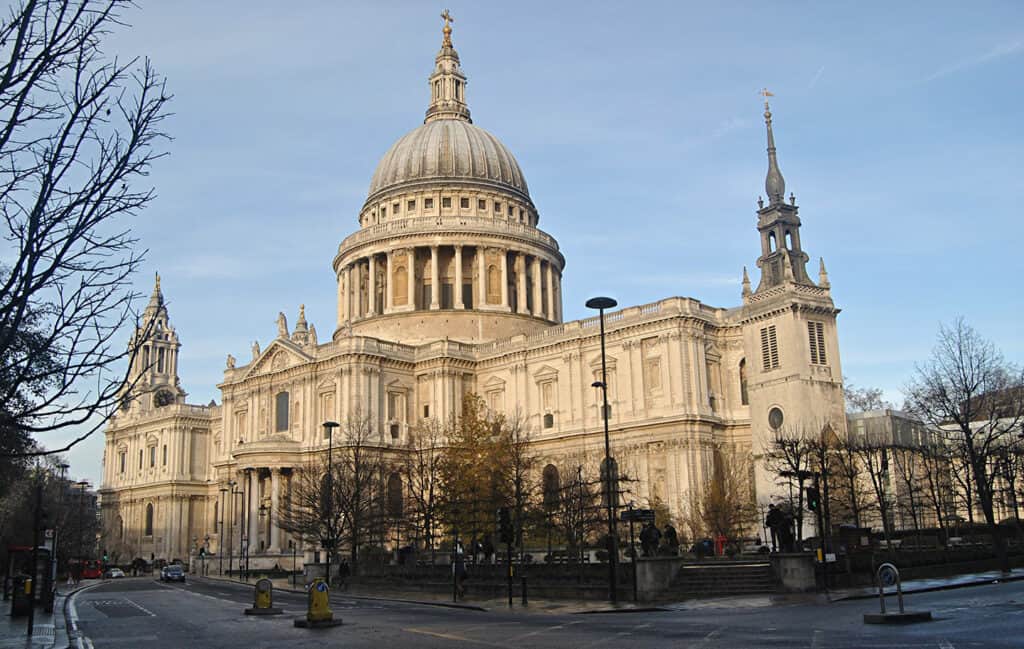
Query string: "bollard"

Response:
xmin=294 ymin=578 xmax=342 ymax=628
xmin=244 ymin=578 xmax=282 ymax=615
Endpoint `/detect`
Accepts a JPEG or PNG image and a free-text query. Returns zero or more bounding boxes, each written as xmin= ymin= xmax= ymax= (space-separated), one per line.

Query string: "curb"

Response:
xmin=196 ymin=576 xmax=488 ymax=613
xmin=63 ymin=581 xmax=106 ymax=649
xmin=574 ymin=606 xmax=670 ymax=615
xmin=828 ymin=573 xmax=1024 ymax=602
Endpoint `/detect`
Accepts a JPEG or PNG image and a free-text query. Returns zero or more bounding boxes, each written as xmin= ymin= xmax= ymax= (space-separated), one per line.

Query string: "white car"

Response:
xmin=106 ymin=568 xmax=125 ymax=579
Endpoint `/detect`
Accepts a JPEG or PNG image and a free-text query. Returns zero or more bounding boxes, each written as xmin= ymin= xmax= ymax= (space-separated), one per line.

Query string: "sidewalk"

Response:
xmin=0 ymin=582 xmax=90 ymax=649
xmin=827 ymin=567 xmax=1024 ymax=601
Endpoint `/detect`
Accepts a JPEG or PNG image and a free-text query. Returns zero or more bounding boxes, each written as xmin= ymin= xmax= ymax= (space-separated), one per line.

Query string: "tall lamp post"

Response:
xmin=75 ymin=481 xmax=91 ymax=562
xmin=322 ymin=421 xmax=340 ymax=586
xmin=586 ymin=295 xmax=618 ymax=604
xmin=230 ymin=480 xmax=242 ymax=577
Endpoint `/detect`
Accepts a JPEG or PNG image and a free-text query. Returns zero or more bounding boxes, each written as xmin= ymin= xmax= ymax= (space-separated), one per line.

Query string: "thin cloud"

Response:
xmin=808 ymin=65 xmax=825 ymax=90
xmin=925 ymin=38 xmax=1023 ymax=81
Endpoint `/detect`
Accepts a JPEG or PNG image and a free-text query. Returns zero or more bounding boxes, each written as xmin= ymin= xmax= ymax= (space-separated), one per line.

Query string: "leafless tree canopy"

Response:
xmin=0 ymin=0 xmax=171 ymax=456
xmin=905 ymin=318 xmax=1024 ymax=570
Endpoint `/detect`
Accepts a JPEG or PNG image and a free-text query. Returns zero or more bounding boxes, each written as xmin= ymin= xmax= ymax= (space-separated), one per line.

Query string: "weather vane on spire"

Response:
xmin=760 ymin=87 xmax=774 ymax=111
xmin=441 ymin=9 xmax=454 ymax=47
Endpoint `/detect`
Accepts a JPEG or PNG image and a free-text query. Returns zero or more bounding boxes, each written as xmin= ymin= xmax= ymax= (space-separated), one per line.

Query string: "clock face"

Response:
xmin=154 ymin=390 xmax=175 ymax=407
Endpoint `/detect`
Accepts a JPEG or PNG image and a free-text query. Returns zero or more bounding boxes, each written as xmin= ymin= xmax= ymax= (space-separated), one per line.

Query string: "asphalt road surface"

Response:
xmin=70 ymin=576 xmax=1024 ymax=648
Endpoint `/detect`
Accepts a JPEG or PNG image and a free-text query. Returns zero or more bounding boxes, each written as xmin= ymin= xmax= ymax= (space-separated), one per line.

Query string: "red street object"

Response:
xmin=715 ymin=535 xmax=727 ymax=556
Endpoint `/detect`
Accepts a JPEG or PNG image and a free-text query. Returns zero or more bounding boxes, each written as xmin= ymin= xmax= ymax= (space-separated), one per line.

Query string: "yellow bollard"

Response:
xmin=23 ymin=578 xmax=32 ymax=595
xmin=244 ymin=578 xmax=282 ymax=615
xmin=294 ymin=578 xmax=342 ymax=628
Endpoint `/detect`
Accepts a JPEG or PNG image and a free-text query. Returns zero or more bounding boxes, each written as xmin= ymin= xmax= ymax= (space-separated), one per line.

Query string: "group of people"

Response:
xmin=638 ymin=522 xmax=680 ymax=557
xmin=765 ymin=503 xmax=797 ymax=552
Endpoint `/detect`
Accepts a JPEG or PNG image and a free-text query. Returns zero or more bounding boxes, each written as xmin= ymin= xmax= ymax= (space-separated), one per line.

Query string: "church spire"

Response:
xmin=425 ymin=9 xmax=472 ymax=124
xmin=761 ymin=89 xmax=786 ymax=205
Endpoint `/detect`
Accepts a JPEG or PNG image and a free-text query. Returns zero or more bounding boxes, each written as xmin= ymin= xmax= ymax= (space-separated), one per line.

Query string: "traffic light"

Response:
xmin=805 ymin=486 xmax=820 ymax=512
xmin=498 ymin=507 xmax=513 ymax=544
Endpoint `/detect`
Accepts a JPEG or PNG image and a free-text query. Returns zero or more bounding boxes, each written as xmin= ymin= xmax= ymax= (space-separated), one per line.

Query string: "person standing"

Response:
xmin=765 ymin=504 xmax=784 ymax=552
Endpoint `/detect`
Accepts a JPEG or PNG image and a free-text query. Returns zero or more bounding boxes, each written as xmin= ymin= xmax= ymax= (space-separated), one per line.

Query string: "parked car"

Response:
xmin=105 ymin=568 xmax=125 ymax=579
xmin=160 ymin=564 xmax=186 ymax=583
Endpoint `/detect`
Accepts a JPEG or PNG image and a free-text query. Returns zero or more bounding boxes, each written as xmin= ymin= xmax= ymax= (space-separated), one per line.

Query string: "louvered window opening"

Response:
xmin=808 ymin=321 xmax=827 ymax=365
xmin=760 ymin=325 xmax=779 ymax=370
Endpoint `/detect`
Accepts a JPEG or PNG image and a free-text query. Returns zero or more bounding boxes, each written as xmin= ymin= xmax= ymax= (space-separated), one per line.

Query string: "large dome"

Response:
xmin=366 ymin=118 xmax=530 ymax=204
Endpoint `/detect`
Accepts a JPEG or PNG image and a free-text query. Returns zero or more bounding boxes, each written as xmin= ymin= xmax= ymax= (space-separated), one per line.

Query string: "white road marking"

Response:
xmin=938 ymin=641 xmax=955 ymax=649
xmin=811 ymin=629 xmax=824 ymax=648
xmin=691 ymin=627 xmax=722 ymax=649
xmin=512 ymin=620 xmax=584 ymax=640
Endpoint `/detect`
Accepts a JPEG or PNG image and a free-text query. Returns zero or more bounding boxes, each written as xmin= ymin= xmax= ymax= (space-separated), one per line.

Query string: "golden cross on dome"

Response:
xmin=441 ymin=9 xmax=454 ymax=46
xmin=760 ymin=87 xmax=774 ymax=109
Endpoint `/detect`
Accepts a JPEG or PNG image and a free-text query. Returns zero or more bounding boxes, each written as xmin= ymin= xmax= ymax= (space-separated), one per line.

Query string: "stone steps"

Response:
xmin=669 ymin=562 xmax=778 ymax=595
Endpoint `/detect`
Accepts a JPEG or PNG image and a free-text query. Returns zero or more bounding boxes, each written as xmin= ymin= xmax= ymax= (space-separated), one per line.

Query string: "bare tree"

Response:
xmin=0 ymin=1 xmax=171 ymax=456
xmin=695 ymin=443 xmax=758 ymax=543
xmin=504 ymin=410 xmax=538 ymax=559
xmin=830 ymin=434 xmax=869 ymax=529
xmin=919 ymin=441 xmax=954 ymax=540
xmin=276 ymin=452 xmax=346 ymax=574
xmin=403 ymin=417 xmax=444 ymax=561
xmin=889 ymin=444 xmax=924 ymax=537
xmin=851 ymin=437 xmax=896 ymax=545
xmin=905 ymin=318 xmax=1024 ymax=571
xmin=765 ymin=430 xmax=814 ymax=541
xmin=335 ymin=412 xmax=384 ymax=573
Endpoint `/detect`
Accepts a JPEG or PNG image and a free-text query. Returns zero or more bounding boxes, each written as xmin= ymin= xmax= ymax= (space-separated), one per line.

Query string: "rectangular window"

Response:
xmin=157 ymin=348 xmax=165 ymax=373
xmin=162 ymin=444 xmax=167 ymax=466
xmin=408 ymin=199 xmax=416 ymax=212
xmin=138 ymin=449 xmax=143 ymax=469
xmin=424 ymin=198 xmax=434 ymax=209
xmin=441 ymin=197 xmax=451 ymax=208
xmin=388 ymin=393 xmax=397 ymax=421
xmin=462 ymin=283 xmax=473 ymax=310
xmin=275 ymin=392 xmax=289 ymax=432
xmin=119 ymin=452 xmax=126 ymax=473
xmin=149 ymin=446 xmax=155 ymax=467
xmin=808 ymin=321 xmax=827 ymax=365
xmin=460 ymin=197 xmax=470 ymax=209
xmin=760 ymin=325 xmax=780 ymax=370
xmin=393 ymin=202 xmax=400 ymax=215
xmin=507 ymin=205 xmax=514 ymax=217
xmin=423 ymin=404 xmax=430 ymax=418
xmin=380 ymin=206 xmax=386 ymax=218
xmin=478 ymin=199 xmax=487 ymax=210
xmin=441 ymin=283 xmax=454 ymax=309
xmin=494 ymin=201 xmax=502 ymax=213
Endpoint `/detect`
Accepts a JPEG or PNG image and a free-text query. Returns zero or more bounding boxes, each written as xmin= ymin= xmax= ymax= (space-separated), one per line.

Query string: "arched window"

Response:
xmin=768 ymin=232 xmax=777 ymax=252
xmin=387 ymin=472 xmax=403 ymax=519
xmin=542 ymin=464 xmax=561 ymax=513
xmin=145 ymin=503 xmax=154 ymax=536
xmin=739 ymin=358 xmax=749 ymax=405
xmin=275 ymin=391 xmax=289 ymax=432
xmin=394 ymin=266 xmax=408 ymax=306
xmin=784 ymin=230 xmax=793 ymax=249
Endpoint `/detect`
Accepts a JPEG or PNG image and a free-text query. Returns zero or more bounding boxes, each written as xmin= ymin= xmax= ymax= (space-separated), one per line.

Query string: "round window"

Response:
xmin=768 ymin=407 xmax=784 ymax=430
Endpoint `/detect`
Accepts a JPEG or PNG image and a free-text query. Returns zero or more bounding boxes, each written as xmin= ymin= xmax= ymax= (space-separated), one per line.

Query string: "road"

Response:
xmin=69 ymin=576 xmax=1024 ymax=648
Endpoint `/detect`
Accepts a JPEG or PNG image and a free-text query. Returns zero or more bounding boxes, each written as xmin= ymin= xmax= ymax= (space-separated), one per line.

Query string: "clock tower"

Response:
xmin=120 ymin=273 xmax=186 ymax=414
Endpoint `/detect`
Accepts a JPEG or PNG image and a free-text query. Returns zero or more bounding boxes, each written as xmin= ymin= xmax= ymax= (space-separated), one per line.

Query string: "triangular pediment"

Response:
xmin=483 ymin=376 xmax=506 ymax=390
xmin=533 ymin=365 xmax=559 ymax=381
xmin=243 ymin=338 xmax=313 ymax=380
xmin=588 ymin=354 xmax=618 ymax=369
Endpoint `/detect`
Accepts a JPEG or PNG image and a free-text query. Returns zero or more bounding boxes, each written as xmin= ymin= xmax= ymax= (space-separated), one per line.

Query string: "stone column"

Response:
xmin=247 ymin=469 xmax=258 ymax=552
xmin=268 ymin=469 xmax=280 ymax=552
xmin=350 ymin=264 xmax=359 ymax=320
xmin=342 ymin=266 xmax=350 ymax=321
xmin=532 ymin=257 xmax=543 ymax=317
xmin=499 ymin=249 xmax=509 ymax=309
xmin=407 ymin=248 xmax=416 ymax=309
xmin=430 ymin=245 xmax=440 ymax=309
xmin=367 ymin=254 xmax=377 ymax=316
xmin=385 ymin=251 xmax=394 ymax=313
xmin=454 ymin=245 xmax=464 ymax=309
xmin=546 ymin=262 xmax=555 ymax=320
xmin=516 ymin=253 xmax=527 ymax=314
xmin=477 ymin=246 xmax=487 ymax=306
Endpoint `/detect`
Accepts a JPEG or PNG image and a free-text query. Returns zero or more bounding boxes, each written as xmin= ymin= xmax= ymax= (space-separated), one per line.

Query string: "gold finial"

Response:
xmin=760 ymin=87 xmax=774 ymax=115
xmin=441 ymin=9 xmax=454 ymax=47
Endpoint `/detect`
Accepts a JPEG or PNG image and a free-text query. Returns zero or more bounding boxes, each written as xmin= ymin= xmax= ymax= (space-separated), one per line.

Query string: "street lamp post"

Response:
xmin=218 ymin=486 xmax=228 ymax=575
xmin=322 ymin=421 xmax=340 ymax=586
xmin=76 ymin=481 xmax=91 ymax=565
xmin=586 ymin=295 xmax=618 ymax=604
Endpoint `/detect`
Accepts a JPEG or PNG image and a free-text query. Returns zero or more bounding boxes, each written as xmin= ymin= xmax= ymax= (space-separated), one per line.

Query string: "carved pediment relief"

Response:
xmin=243 ymin=339 xmax=313 ymax=380
xmin=588 ymin=354 xmax=617 ymax=370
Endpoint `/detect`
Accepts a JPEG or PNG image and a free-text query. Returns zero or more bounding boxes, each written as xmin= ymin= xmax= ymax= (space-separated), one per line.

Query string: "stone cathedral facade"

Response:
xmin=100 ymin=22 xmax=845 ymax=564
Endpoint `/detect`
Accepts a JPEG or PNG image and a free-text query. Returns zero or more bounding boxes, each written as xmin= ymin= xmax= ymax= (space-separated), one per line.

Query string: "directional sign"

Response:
xmin=620 ymin=509 xmax=655 ymax=523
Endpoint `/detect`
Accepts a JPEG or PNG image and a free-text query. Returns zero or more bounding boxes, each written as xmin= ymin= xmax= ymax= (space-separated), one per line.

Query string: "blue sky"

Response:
xmin=47 ymin=1 xmax=1023 ymax=484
